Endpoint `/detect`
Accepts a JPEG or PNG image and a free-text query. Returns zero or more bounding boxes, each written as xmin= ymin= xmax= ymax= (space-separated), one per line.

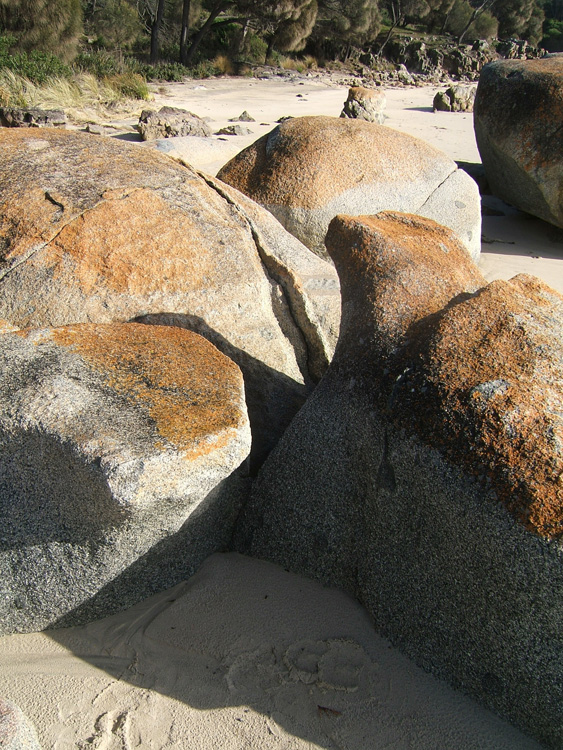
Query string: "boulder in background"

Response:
xmin=474 ymin=57 xmax=563 ymax=228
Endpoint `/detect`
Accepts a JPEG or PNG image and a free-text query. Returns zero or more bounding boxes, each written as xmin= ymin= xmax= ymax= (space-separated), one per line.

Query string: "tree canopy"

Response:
xmin=0 ymin=0 xmax=559 ymax=66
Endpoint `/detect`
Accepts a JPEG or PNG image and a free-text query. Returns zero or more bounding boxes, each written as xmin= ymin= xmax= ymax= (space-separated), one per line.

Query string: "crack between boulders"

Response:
xmin=197 ymin=171 xmax=315 ymax=384
xmin=414 ymin=166 xmax=457 ymax=214
xmin=0 ymin=186 xmax=152 ymax=286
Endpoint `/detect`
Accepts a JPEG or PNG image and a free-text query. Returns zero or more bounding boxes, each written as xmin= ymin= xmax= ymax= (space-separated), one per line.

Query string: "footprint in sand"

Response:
xmin=284 ymin=639 xmax=371 ymax=693
xmin=227 ymin=638 xmax=372 ymax=699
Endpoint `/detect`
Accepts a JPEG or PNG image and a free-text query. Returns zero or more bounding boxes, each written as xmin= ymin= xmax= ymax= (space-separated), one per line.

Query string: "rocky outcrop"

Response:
xmin=433 ymin=85 xmax=476 ymax=112
xmin=217 ymin=116 xmax=481 ymax=262
xmin=383 ymin=39 xmax=495 ymax=80
xmin=0 ymin=127 xmax=340 ymax=466
xmin=138 ymin=106 xmax=212 ymax=140
xmin=215 ymin=124 xmax=253 ymax=136
xmin=474 ymin=57 xmax=563 ymax=228
xmin=0 ymin=107 xmax=66 ymax=128
xmin=340 ymin=86 xmax=386 ymax=123
xmin=0 ymin=322 xmax=251 ymax=634
xmin=229 ymin=110 xmax=255 ymax=122
xmin=235 ymin=212 xmax=563 ymax=748
xmin=0 ymin=699 xmax=40 ymax=750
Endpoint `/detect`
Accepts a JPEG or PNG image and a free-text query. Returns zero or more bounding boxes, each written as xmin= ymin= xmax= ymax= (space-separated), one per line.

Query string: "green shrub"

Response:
xmin=245 ymin=33 xmax=268 ymax=63
xmin=542 ymin=18 xmax=563 ymax=51
xmin=187 ymin=59 xmax=222 ymax=78
xmin=137 ymin=61 xmax=191 ymax=82
xmin=0 ymin=45 xmax=72 ymax=84
xmin=74 ymin=50 xmax=121 ymax=78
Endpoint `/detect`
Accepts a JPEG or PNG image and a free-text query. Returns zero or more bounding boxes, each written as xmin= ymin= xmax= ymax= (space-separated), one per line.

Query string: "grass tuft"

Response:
xmin=0 ymin=70 xmax=150 ymax=119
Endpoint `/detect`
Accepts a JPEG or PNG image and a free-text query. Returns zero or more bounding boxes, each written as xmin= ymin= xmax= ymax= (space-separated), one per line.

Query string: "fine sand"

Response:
xmin=0 ymin=554 xmax=543 ymax=749
xmin=1 ymin=76 xmax=560 ymax=749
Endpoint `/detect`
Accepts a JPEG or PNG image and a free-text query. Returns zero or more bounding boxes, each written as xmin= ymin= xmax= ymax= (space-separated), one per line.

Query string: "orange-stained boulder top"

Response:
xmin=17 ymin=322 xmax=247 ymax=459
xmin=325 ymin=212 xmax=563 ymax=538
xmin=217 ymin=115 xmax=454 ymax=211
xmin=325 ymin=212 xmax=485 ymax=359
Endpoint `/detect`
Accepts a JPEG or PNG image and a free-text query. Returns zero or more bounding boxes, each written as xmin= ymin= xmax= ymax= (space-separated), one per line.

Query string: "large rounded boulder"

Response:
xmin=0 ymin=128 xmax=340 ymax=466
xmin=0 ymin=323 xmax=251 ymax=634
xmin=216 ymin=115 xmax=481 ymax=262
xmin=236 ymin=212 xmax=563 ymax=747
xmin=474 ymin=56 xmax=563 ymax=228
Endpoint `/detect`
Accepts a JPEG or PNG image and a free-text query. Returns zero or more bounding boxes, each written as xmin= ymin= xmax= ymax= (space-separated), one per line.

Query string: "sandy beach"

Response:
xmin=0 ymin=75 xmax=560 ymax=749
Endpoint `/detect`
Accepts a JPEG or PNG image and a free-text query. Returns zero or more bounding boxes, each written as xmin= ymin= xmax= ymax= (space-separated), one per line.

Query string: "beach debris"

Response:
xmin=137 ymin=105 xmax=212 ymax=140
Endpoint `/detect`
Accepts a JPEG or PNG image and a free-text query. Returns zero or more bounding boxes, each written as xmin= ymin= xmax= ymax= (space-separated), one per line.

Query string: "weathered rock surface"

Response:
xmin=340 ymin=86 xmax=386 ymax=123
xmin=0 ymin=107 xmax=66 ymax=128
xmin=0 ymin=322 xmax=251 ymax=634
xmin=229 ymin=110 xmax=255 ymax=122
xmin=0 ymin=698 xmax=40 ymax=750
xmin=0 ymin=127 xmax=340 ymax=466
xmin=235 ymin=212 xmax=563 ymax=748
xmin=217 ymin=116 xmax=481 ymax=262
xmin=474 ymin=57 xmax=563 ymax=228
xmin=433 ymin=85 xmax=476 ymax=112
xmin=215 ymin=124 xmax=253 ymax=136
xmin=138 ymin=106 xmax=212 ymax=140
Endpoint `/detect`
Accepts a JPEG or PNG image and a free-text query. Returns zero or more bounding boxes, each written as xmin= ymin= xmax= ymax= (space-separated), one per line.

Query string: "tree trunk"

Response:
xmin=376 ymin=20 xmax=400 ymax=57
xmin=235 ymin=17 xmax=249 ymax=56
xmin=265 ymin=34 xmax=275 ymax=62
xmin=179 ymin=0 xmax=191 ymax=65
xmin=457 ymin=0 xmax=493 ymax=42
xmin=182 ymin=0 xmax=231 ymax=67
xmin=150 ymin=0 xmax=166 ymax=64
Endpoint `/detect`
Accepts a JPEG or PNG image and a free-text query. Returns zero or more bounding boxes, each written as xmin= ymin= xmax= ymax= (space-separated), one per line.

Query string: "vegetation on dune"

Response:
xmin=0 ymin=0 xmax=559 ymax=114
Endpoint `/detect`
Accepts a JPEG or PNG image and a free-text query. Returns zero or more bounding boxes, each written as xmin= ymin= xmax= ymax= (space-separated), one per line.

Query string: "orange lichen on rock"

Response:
xmin=46 ymin=189 xmax=213 ymax=296
xmin=48 ymin=323 xmax=246 ymax=459
xmin=326 ymin=212 xmax=485 ymax=356
xmin=413 ymin=275 xmax=563 ymax=538
xmin=218 ymin=116 xmax=451 ymax=210
xmin=326 ymin=213 xmax=563 ymax=538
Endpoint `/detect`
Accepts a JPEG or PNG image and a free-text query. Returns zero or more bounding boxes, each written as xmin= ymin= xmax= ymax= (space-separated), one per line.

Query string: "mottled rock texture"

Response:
xmin=0 ymin=323 xmax=251 ymax=634
xmin=138 ymin=106 xmax=212 ymax=140
xmin=340 ymin=86 xmax=386 ymax=123
xmin=0 ymin=127 xmax=340 ymax=466
xmin=217 ymin=116 xmax=481 ymax=262
xmin=236 ymin=212 xmax=563 ymax=748
xmin=433 ymin=85 xmax=476 ymax=112
xmin=474 ymin=57 xmax=563 ymax=228
xmin=0 ymin=698 xmax=40 ymax=750
xmin=0 ymin=107 xmax=66 ymax=128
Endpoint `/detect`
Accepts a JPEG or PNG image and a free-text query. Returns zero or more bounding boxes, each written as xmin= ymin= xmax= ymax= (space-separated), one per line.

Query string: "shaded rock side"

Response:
xmin=474 ymin=57 xmax=563 ymax=228
xmin=138 ymin=106 xmax=212 ymax=140
xmin=340 ymin=86 xmax=386 ymax=123
xmin=235 ymin=212 xmax=563 ymax=748
xmin=0 ymin=322 xmax=251 ymax=634
xmin=216 ymin=115 xmax=481 ymax=262
xmin=0 ymin=107 xmax=66 ymax=128
xmin=0 ymin=127 xmax=340 ymax=467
